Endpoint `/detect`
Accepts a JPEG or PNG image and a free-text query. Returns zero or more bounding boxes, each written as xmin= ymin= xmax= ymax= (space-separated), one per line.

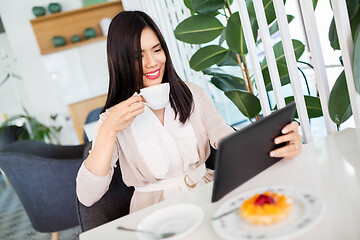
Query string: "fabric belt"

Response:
xmin=135 ymin=163 xmax=206 ymax=192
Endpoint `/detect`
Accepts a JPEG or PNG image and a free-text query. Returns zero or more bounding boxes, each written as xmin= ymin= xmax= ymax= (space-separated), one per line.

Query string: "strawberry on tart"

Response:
xmin=239 ymin=191 xmax=293 ymax=225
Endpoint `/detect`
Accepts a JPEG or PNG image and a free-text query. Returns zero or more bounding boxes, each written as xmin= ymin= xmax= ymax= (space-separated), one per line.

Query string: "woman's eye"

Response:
xmin=154 ymin=49 xmax=162 ymax=53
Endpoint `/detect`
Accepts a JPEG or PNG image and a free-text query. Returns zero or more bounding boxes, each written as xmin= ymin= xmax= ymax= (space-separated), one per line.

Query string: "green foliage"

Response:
xmin=354 ymin=27 xmax=360 ymax=93
xmin=246 ymin=0 xmax=286 ymax=26
xmin=225 ymin=90 xmax=261 ymax=119
xmin=327 ymin=0 xmax=360 ymax=126
xmin=225 ymin=12 xmax=258 ymax=55
xmin=328 ymin=0 xmax=360 ymax=51
xmin=329 ymin=71 xmax=352 ymax=125
xmin=174 ymin=15 xmax=224 ymax=44
xmin=189 ymin=45 xmax=228 ymax=71
xmin=175 ymin=0 xmax=322 ymax=121
xmin=0 ymin=108 xmax=62 ymax=144
xmin=284 ymin=96 xmax=323 ymax=118
xmin=192 ymin=0 xmax=226 ymax=14
xmin=313 ymin=0 xmax=318 ymax=9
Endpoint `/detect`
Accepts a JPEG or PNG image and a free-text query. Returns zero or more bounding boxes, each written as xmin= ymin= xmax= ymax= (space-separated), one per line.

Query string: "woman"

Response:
xmin=76 ymin=11 xmax=302 ymax=213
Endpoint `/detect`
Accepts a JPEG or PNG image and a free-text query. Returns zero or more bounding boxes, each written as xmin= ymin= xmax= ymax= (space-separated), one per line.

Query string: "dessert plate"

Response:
xmin=212 ymin=185 xmax=324 ymax=240
xmin=137 ymin=204 xmax=204 ymax=240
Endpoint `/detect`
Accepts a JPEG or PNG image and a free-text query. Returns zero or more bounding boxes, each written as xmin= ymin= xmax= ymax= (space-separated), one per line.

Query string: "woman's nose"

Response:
xmin=144 ymin=53 xmax=157 ymax=68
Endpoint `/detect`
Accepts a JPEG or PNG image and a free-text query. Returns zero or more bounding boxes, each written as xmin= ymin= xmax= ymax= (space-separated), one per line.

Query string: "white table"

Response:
xmin=80 ymin=128 xmax=360 ymax=240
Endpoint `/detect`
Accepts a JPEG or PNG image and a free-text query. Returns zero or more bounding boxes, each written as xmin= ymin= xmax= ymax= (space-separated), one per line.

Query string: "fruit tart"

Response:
xmin=239 ymin=191 xmax=292 ymax=225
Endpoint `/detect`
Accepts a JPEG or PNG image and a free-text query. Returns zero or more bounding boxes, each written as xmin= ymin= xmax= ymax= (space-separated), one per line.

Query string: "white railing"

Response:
xmin=331 ymin=0 xmax=360 ymax=127
xmin=121 ymin=0 xmax=359 ymax=143
xmin=298 ymin=0 xmax=338 ymax=135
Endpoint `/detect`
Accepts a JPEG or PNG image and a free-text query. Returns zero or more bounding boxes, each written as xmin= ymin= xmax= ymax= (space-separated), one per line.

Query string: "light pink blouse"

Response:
xmin=76 ymin=82 xmax=234 ymax=212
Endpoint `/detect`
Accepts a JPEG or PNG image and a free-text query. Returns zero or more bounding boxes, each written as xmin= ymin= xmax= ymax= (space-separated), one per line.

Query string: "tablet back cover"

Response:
xmin=211 ymin=102 xmax=296 ymax=202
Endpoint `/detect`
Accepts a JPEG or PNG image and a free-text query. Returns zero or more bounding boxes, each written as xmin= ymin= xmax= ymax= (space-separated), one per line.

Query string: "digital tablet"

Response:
xmin=211 ymin=102 xmax=296 ymax=202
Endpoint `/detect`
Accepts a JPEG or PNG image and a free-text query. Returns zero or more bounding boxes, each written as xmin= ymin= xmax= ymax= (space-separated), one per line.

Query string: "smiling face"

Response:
xmin=140 ymin=27 xmax=167 ymax=88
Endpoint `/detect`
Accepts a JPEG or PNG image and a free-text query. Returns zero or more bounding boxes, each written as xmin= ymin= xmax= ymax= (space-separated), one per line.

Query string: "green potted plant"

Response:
xmin=0 ymin=108 xmax=62 ymax=144
xmin=174 ymin=0 xmax=323 ymax=121
xmin=327 ymin=0 xmax=360 ymax=128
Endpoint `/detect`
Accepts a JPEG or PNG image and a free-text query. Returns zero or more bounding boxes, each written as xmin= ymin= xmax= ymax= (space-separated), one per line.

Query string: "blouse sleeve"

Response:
xmin=192 ymin=83 xmax=235 ymax=149
xmin=76 ymin=111 xmax=119 ymax=207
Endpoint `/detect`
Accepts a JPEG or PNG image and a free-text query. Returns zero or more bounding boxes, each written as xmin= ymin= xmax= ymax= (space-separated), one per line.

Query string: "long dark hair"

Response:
xmin=103 ymin=10 xmax=193 ymax=123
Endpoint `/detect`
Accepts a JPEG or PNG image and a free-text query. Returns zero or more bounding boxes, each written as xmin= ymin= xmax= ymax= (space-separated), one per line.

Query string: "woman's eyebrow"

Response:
xmin=141 ymin=43 xmax=161 ymax=52
xmin=152 ymin=43 xmax=161 ymax=49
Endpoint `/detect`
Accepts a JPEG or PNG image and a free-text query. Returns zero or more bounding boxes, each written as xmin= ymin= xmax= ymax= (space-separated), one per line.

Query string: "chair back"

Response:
xmin=0 ymin=125 xmax=29 ymax=150
xmin=77 ymin=142 xmax=134 ymax=232
xmin=0 ymin=140 xmax=85 ymax=233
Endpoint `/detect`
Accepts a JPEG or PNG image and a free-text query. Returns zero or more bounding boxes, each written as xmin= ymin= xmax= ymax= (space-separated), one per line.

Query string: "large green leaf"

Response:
xmin=192 ymin=0 xmax=226 ymax=14
xmin=189 ymin=45 xmax=228 ymax=71
xmin=354 ymin=28 xmax=360 ymax=93
xmin=261 ymin=63 xmax=291 ymax=91
xmin=284 ymin=96 xmax=323 ymax=118
xmin=219 ymin=28 xmax=226 ymax=45
xmin=247 ymin=0 xmax=286 ymax=25
xmin=184 ymin=0 xmax=194 ymax=12
xmin=347 ymin=0 xmax=359 ymax=18
xmin=256 ymin=15 xmax=295 ymax=45
xmin=328 ymin=0 xmax=360 ymax=51
xmin=225 ymin=90 xmax=261 ymax=119
xmin=202 ymin=67 xmax=244 ymax=83
xmin=328 ymin=19 xmax=340 ymax=50
xmin=351 ymin=6 xmax=360 ymax=39
xmin=261 ymin=39 xmax=305 ymax=68
xmin=225 ymin=12 xmax=246 ymax=54
xmin=210 ymin=76 xmax=247 ymax=92
xmin=174 ymin=15 xmax=224 ymax=44
xmin=225 ymin=11 xmax=258 ymax=55
xmin=313 ymin=0 xmax=318 ymax=9
xmin=329 ymin=71 xmax=352 ymax=125
xmin=216 ymin=50 xmax=238 ymax=66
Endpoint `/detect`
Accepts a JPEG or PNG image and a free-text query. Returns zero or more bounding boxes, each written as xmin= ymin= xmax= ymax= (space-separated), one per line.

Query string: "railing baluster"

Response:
xmin=273 ymin=0 xmax=312 ymax=142
xmin=298 ymin=0 xmax=337 ymax=134
xmin=253 ymin=0 xmax=286 ymax=109
xmin=236 ymin=0 xmax=272 ymax=117
xmin=331 ymin=0 xmax=360 ymax=128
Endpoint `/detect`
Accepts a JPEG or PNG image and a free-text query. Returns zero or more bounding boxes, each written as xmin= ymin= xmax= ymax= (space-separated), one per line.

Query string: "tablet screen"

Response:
xmin=211 ymin=102 xmax=296 ymax=202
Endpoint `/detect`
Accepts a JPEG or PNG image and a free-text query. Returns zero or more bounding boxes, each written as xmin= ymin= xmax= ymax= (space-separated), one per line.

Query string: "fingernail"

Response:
xmin=274 ymin=139 xmax=279 ymax=144
xmin=270 ymin=151 xmax=276 ymax=157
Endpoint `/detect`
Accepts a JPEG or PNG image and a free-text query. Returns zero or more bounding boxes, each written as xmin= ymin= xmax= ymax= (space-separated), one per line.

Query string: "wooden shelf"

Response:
xmin=42 ymin=36 xmax=107 ymax=54
xmin=30 ymin=1 xmax=123 ymax=55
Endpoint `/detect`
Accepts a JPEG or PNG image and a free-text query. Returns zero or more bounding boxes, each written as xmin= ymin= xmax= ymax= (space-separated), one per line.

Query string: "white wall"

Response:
xmin=0 ymin=33 xmax=30 ymax=119
xmin=0 ymin=0 xmax=110 ymax=144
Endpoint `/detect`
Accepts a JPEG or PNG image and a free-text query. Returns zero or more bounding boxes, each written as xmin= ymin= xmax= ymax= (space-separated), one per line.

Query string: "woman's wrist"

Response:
xmin=99 ymin=123 xmax=118 ymax=140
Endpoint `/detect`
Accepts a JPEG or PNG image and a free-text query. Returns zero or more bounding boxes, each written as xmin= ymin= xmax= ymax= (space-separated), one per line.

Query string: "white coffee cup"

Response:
xmin=139 ymin=83 xmax=170 ymax=110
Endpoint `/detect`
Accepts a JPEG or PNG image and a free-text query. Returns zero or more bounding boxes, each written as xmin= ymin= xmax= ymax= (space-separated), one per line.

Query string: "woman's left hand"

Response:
xmin=270 ymin=121 xmax=302 ymax=159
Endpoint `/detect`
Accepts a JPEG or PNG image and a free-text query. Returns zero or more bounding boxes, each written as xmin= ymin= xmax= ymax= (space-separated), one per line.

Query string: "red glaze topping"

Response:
xmin=254 ymin=194 xmax=275 ymax=206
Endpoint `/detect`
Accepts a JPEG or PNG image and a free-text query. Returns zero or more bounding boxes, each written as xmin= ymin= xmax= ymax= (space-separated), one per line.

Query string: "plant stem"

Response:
xmin=242 ymin=56 xmax=254 ymax=94
xmin=222 ymin=6 xmax=228 ymax=20
xmin=225 ymin=0 xmax=232 ymax=15
xmin=236 ymin=54 xmax=250 ymax=92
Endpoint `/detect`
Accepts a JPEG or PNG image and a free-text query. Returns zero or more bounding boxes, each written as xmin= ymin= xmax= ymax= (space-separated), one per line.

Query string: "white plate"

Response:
xmin=212 ymin=186 xmax=324 ymax=240
xmin=137 ymin=204 xmax=204 ymax=240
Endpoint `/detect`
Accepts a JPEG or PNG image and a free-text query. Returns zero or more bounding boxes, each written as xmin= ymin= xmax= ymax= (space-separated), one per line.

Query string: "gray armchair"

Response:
xmin=76 ymin=142 xmax=135 ymax=232
xmin=0 ymin=140 xmax=86 ymax=240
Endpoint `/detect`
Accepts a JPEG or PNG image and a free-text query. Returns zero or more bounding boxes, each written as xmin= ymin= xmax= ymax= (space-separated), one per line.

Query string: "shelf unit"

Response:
xmin=30 ymin=1 xmax=123 ymax=55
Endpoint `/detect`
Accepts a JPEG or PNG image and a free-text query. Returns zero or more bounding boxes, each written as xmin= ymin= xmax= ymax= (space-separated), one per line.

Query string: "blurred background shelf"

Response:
xmin=30 ymin=1 xmax=123 ymax=55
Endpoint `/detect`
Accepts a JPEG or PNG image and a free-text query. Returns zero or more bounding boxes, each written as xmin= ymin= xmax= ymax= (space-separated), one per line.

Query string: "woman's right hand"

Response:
xmin=101 ymin=94 xmax=145 ymax=134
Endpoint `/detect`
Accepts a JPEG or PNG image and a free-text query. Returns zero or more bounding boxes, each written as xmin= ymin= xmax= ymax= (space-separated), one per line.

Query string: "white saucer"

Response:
xmin=212 ymin=185 xmax=324 ymax=240
xmin=137 ymin=204 xmax=204 ymax=240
